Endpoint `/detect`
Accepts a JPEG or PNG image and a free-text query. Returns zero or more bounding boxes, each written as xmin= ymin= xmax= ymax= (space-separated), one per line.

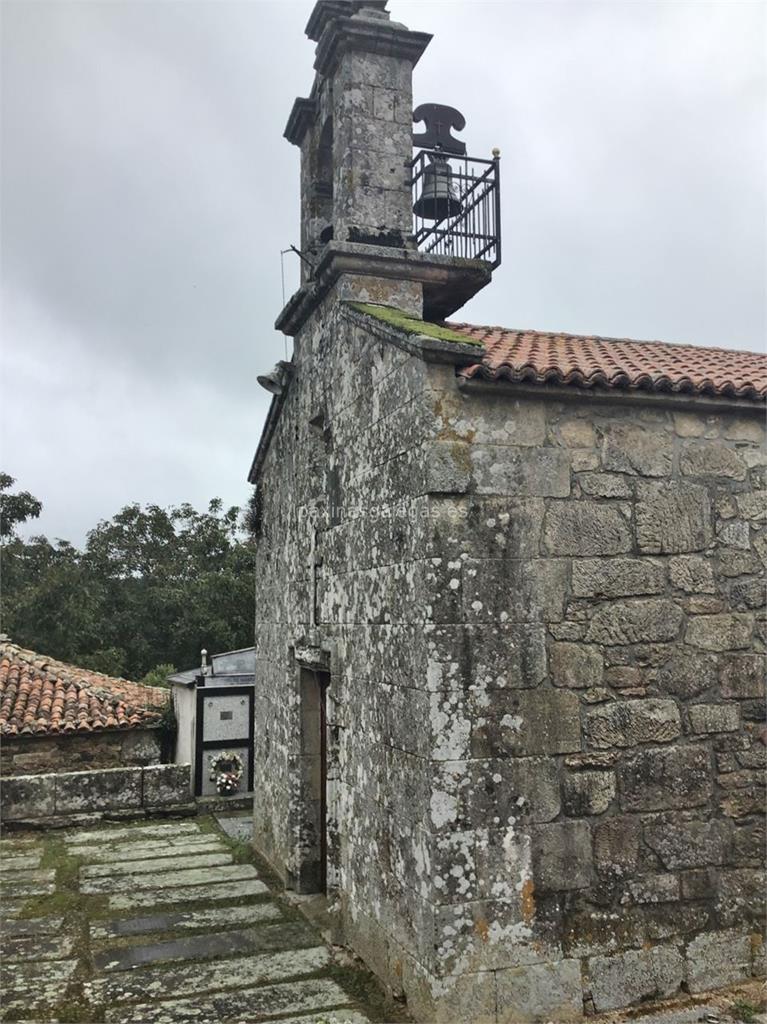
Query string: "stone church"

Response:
xmin=249 ymin=3 xmax=766 ymax=1020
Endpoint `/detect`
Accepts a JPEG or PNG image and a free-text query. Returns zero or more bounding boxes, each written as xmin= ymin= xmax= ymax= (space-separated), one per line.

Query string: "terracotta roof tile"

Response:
xmin=449 ymin=325 xmax=767 ymax=400
xmin=0 ymin=640 xmax=168 ymax=738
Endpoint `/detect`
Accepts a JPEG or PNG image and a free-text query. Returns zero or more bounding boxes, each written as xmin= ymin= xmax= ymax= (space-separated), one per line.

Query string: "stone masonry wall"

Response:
xmin=0 ymin=763 xmax=193 ymax=828
xmin=0 ymin=728 xmax=162 ymax=776
xmin=252 ymin=303 xmax=765 ymax=1022
xmin=390 ymin=376 xmax=766 ymax=1021
xmin=253 ymin=291 xmax=443 ymax=891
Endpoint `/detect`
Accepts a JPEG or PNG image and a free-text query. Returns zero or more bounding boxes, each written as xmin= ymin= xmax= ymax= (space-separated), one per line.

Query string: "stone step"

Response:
xmin=64 ymin=821 xmax=202 ymax=845
xmin=81 ymin=862 xmax=259 ymax=895
xmin=0 ymin=838 xmax=41 ymax=850
xmin=94 ymin=920 xmax=319 ymax=972
xmin=2 ymin=933 xmax=77 ymax=961
xmin=0 ymin=959 xmax=78 ymax=1015
xmin=108 ymin=877 xmax=269 ymax=911
xmin=67 ymin=837 xmax=226 ymax=863
xmin=104 ymin=977 xmax=355 ymax=1023
xmin=0 ymin=875 xmax=56 ymax=898
xmin=81 ymin=851 xmax=232 ymax=879
xmin=0 ymin=916 xmax=65 ymax=938
xmin=0 ymin=854 xmax=43 ymax=871
xmin=88 ymin=945 xmax=330 ymax=1003
xmin=0 ymin=867 xmax=56 ymax=882
xmin=0 ymin=899 xmax=25 ymax=919
xmin=91 ymin=902 xmax=283 ymax=941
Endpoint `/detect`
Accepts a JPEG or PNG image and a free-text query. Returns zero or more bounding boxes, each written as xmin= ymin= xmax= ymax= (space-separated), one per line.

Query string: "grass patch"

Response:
xmin=19 ymin=838 xmax=109 ymax=920
xmin=8 ymin=837 xmax=105 ymax=1023
xmin=204 ymin=815 xmax=284 ymax=893
xmin=348 ymin=303 xmax=482 ymax=347
xmin=195 ymin=814 xmax=221 ymax=836
xmin=733 ymin=1000 xmax=760 ymax=1023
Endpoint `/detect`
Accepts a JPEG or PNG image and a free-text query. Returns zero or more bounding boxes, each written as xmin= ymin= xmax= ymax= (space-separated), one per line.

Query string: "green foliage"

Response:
xmin=733 ymin=1001 xmax=759 ymax=1023
xmin=80 ymin=647 xmax=128 ymax=677
xmin=243 ymin=486 xmax=261 ymax=541
xmin=2 ymin=489 xmax=254 ymax=680
xmin=0 ymin=472 xmax=43 ymax=538
xmin=142 ymin=663 xmax=177 ymax=688
xmin=156 ymin=696 xmax=178 ymax=762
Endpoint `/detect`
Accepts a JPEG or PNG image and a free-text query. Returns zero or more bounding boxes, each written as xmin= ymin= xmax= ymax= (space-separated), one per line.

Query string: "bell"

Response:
xmin=413 ymin=155 xmax=463 ymax=221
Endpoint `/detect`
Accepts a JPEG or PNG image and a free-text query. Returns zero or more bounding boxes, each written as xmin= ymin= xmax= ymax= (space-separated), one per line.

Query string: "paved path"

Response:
xmin=0 ymin=816 xmax=402 ymax=1023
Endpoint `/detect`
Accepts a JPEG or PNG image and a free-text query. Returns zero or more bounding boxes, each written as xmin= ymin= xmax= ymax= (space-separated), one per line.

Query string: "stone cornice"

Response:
xmin=313 ymin=16 xmax=431 ymax=77
xmin=274 ymin=242 xmax=492 ymax=336
xmin=305 ymin=1 xmax=389 ymax=43
xmin=284 ymin=97 xmax=317 ymax=147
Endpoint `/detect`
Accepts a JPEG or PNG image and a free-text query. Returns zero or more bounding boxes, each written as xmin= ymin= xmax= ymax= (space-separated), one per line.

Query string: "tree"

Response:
xmin=141 ymin=664 xmax=176 ymax=689
xmin=0 ymin=473 xmax=42 ymax=538
xmin=1 ymin=493 xmax=255 ymax=679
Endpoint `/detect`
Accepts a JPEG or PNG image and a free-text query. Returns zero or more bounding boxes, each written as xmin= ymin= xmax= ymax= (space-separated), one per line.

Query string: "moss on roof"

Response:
xmin=348 ymin=303 xmax=483 ymax=347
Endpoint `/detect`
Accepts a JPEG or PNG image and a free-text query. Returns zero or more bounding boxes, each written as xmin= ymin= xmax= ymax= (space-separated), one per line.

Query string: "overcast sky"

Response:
xmin=2 ymin=0 xmax=764 ymax=545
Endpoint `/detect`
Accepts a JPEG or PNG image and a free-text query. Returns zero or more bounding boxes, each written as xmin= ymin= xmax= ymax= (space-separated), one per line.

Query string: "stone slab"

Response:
xmin=81 ymin=862 xmax=259 ymax=894
xmin=496 ymin=959 xmax=582 ymax=1022
xmin=64 ymin=821 xmax=201 ymax=845
xmin=91 ymin=901 xmax=283 ymax=940
xmin=0 ymin=915 xmax=64 ymax=937
xmin=2 ymin=933 xmax=77 ymax=961
xmin=215 ymin=814 xmax=253 ymax=842
xmin=685 ymin=928 xmax=751 ymax=992
xmin=88 ymin=945 xmax=330 ymax=1003
xmin=0 ymin=838 xmax=41 ymax=849
xmin=589 ymin=945 xmax=684 ymax=1012
xmin=0 ymin=867 xmax=56 ymax=883
xmin=104 ymin=977 xmax=355 ymax=1023
xmin=107 ymin=877 xmax=269 ymax=910
xmin=0 ymin=958 xmax=78 ymax=1014
xmin=94 ymin=919 xmax=319 ymax=972
xmin=0 ymin=899 xmax=25 ymax=919
xmin=0 ymin=875 xmax=56 ymax=898
xmin=56 ymin=767 xmax=142 ymax=814
xmin=0 ymin=774 xmax=55 ymax=819
xmin=0 ymin=854 xmax=43 ymax=871
xmin=67 ymin=837 xmax=226 ymax=863
xmin=81 ymin=851 xmax=232 ymax=879
xmin=143 ymin=764 xmax=191 ymax=806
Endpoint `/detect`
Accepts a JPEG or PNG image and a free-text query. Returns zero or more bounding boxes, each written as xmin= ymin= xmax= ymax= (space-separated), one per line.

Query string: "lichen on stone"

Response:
xmin=347 ymin=302 xmax=483 ymax=346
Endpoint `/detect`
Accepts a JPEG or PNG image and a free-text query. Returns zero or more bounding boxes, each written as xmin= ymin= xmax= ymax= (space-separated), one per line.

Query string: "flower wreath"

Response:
xmin=208 ymin=751 xmax=244 ymax=796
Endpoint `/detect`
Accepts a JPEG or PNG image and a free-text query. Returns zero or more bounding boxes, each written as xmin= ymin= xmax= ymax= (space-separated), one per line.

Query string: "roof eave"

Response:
xmin=457 ymin=374 xmax=767 ymax=412
xmin=247 ymin=386 xmax=288 ymax=486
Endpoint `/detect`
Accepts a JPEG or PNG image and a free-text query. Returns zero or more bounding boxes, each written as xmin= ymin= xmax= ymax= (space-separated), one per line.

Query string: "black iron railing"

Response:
xmin=409 ymin=149 xmax=501 ymax=268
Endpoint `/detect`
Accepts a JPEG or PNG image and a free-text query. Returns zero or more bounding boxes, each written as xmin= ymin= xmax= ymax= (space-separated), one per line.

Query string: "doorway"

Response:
xmin=298 ymin=667 xmax=330 ymax=893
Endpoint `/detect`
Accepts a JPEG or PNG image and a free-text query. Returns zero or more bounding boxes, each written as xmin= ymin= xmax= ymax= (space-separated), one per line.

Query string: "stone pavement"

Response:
xmin=0 ymin=816 xmax=405 ymax=1023
xmin=1 ymin=816 xmax=764 ymax=1024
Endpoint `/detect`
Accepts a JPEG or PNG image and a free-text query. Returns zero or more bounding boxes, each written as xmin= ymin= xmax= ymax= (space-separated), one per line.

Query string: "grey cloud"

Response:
xmin=1 ymin=0 xmax=763 ymax=543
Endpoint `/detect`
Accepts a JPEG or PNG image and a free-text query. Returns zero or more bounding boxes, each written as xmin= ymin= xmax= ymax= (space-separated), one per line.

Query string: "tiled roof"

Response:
xmin=0 ymin=639 xmax=168 ymax=738
xmin=449 ymin=325 xmax=767 ymax=401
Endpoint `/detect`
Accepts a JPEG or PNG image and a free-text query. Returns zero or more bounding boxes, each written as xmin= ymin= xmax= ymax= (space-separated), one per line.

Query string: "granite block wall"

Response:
xmin=0 ymin=728 xmax=162 ymax=776
xmin=252 ymin=300 xmax=765 ymax=1021
xmin=1 ymin=763 xmax=193 ymax=828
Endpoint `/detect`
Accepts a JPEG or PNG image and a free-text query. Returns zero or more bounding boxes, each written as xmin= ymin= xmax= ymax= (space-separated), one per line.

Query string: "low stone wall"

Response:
xmin=0 ymin=729 xmax=162 ymax=776
xmin=0 ymin=763 xmax=194 ymax=829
